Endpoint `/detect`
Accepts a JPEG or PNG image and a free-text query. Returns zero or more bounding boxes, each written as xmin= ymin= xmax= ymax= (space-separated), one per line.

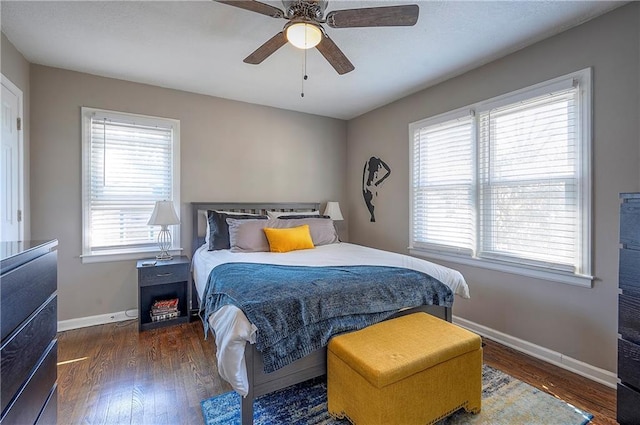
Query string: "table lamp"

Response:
xmin=147 ymin=200 xmax=179 ymax=260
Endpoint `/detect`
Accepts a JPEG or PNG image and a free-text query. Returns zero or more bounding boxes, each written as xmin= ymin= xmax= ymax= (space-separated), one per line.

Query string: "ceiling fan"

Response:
xmin=215 ymin=0 xmax=419 ymax=75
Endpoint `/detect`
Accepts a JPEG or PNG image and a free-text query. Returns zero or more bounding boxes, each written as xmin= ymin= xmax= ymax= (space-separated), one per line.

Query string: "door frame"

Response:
xmin=1 ymin=73 xmax=25 ymax=241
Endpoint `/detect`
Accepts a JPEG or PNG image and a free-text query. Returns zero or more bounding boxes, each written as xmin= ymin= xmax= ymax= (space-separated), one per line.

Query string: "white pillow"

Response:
xmin=267 ymin=210 xmax=320 ymax=219
xmin=202 ymin=210 xmax=210 ymax=245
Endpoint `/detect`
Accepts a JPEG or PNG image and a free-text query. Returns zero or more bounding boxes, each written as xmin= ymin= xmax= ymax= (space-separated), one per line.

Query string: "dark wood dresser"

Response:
xmin=0 ymin=240 xmax=58 ymax=425
xmin=618 ymin=193 xmax=640 ymax=424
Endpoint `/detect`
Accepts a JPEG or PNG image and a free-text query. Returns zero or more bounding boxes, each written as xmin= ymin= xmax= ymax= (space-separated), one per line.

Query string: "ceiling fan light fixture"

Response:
xmin=286 ymin=23 xmax=322 ymax=49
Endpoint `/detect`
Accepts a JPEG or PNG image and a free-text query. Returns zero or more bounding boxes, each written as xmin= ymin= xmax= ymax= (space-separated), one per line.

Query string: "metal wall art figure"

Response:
xmin=362 ymin=156 xmax=391 ymax=222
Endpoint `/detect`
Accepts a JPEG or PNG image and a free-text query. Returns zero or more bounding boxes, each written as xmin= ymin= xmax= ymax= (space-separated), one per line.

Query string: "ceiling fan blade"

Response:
xmin=326 ymin=4 xmax=419 ymax=28
xmin=215 ymin=0 xmax=284 ymax=18
xmin=315 ymin=35 xmax=354 ymax=75
xmin=243 ymin=32 xmax=287 ymax=64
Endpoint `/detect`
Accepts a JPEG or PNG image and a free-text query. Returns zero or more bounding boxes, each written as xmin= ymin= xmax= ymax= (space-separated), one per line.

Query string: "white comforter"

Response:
xmin=193 ymin=242 xmax=470 ymax=396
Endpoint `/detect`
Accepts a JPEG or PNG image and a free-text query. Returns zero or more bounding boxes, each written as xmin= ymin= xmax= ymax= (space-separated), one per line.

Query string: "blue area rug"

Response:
xmin=201 ymin=365 xmax=593 ymax=425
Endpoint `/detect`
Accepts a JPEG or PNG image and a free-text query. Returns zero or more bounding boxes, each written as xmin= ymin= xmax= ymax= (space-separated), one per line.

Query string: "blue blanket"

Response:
xmin=201 ymin=262 xmax=453 ymax=373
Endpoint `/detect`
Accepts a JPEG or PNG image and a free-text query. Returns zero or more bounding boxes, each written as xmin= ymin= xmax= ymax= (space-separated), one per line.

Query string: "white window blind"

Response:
xmin=478 ymin=87 xmax=579 ymax=271
xmin=411 ymin=113 xmax=475 ymax=254
xmin=409 ymin=69 xmax=591 ymax=285
xmin=82 ymin=108 xmax=180 ymax=260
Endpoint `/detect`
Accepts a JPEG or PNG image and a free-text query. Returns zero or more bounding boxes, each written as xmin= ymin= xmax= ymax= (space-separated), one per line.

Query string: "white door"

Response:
xmin=1 ymin=78 xmax=22 ymax=241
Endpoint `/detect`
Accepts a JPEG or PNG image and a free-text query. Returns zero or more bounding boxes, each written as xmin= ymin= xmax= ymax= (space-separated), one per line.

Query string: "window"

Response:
xmin=409 ymin=69 xmax=592 ymax=286
xmin=81 ymin=108 xmax=180 ymax=263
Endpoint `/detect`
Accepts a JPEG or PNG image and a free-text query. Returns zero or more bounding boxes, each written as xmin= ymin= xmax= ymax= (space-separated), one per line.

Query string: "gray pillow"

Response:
xmin=273 ymin=218 xmax=339 ymax=246
xmin=228 ymin=218 xmax=272 ymax=252
xmin=207 ymin=211 xmax=267 ymax=251
xmin=228 ymin=217 xmax=339 ymax=252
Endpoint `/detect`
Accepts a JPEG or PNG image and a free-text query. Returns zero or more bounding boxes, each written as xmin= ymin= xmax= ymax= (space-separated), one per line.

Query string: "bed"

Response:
xmin=190 ymin=202 xmax=470 ymax=425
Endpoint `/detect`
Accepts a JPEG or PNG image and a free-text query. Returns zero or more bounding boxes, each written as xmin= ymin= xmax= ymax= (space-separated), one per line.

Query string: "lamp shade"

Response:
xmin=147 ymin=201 xmax=180 ymax=226
xmin=323 ymin=201 xmax=343 ymax=221
xmin=286 ymin=23 xmax=322 ymax=49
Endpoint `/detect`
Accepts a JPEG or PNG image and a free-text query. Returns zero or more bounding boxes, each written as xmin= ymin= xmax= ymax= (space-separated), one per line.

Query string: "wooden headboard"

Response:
xmin=191 ymin=202 xmax=321 ymax=255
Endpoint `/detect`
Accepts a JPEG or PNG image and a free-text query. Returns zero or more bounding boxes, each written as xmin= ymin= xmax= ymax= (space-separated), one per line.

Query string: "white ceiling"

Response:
xmin=1 ymin=0 xmax=626 ymax=120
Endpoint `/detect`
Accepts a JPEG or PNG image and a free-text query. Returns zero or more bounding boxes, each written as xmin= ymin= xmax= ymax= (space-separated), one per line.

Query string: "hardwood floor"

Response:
xmin=482 ymin=338 xmax=617 ymax=425
xmin=57 ymin=320 xmax=617 ymax=424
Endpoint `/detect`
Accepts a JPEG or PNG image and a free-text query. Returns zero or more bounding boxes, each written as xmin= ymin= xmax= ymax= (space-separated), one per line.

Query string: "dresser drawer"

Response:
xmin=35 ymin=385 xmax=57 ymax=425
xmin=0 ymin=340 xmax=57 ymax=424
xmin=621 ymin=201 xmax=640 ymax=247
xmin=618 ymin=338 xmax=640 ymax=390
xmin=0 ymin=295 xmax=57 ymax=414
xmin=621 ymin=285 xmax=640 ymax=299
xmin=1 ymin=251 xmax=57 ymax=342
xmin=139 ymin=263 xmax=189 ymax=286
xmin=619 ymin=293 xmax=640 ymax=345
xmin=619 ymin=248 xmax=640 ymax=292
xmin=618 ymin=383 xmax=640 ymax=425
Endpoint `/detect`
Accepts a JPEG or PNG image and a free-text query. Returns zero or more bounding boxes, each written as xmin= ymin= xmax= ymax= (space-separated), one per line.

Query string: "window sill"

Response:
xmin=409 ymin=248 xmax=593 ymax=288
xmin=81 ymin=248 xmax=183 ymax=264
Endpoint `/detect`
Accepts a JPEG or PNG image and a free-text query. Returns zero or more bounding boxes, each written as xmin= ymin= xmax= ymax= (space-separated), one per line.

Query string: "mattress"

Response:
xmin=192 ymin=242 xmax=470 ymax=396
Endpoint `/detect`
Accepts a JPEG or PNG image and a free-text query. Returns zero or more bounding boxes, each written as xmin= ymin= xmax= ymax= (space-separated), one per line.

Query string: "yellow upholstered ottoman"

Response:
xmin=327 ymin=312 xmax=482 ymax=425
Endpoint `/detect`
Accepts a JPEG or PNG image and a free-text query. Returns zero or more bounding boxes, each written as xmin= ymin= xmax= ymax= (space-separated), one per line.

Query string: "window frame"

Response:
xmin=81 ymin=107 xmax=181 ymax=263
xmin=409 ymin=68 xmax=592 ymax=287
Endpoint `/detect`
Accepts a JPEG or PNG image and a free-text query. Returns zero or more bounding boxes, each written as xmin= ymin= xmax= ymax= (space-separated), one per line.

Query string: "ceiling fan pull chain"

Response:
xmin=301 ymin=47 xmax=309 ymax=98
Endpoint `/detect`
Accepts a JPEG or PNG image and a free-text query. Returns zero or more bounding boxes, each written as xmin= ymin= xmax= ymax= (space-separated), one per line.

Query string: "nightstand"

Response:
xmin=137 ymin=256 xmax=190 ymax=331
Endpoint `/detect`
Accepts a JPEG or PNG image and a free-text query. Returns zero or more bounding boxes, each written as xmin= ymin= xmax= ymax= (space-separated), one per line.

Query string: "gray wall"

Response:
xmin=1 ymin=33 xmax=30 ymax=239
xmin=12 ymin=2 xmax=640 ymax=373
xmin=29 ymin=65 xmax=347 ymax=321
xmin=347 ymin=3 xmax=640 ymax=373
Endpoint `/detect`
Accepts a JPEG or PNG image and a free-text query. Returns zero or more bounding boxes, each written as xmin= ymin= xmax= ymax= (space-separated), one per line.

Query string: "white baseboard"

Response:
xmin=453 ymin=315 xmax=617 ymax=389
xmin=57 ymin=309 xmax=138 ymax=332
xmin=58 ymin=310 xmax=617 ymax=388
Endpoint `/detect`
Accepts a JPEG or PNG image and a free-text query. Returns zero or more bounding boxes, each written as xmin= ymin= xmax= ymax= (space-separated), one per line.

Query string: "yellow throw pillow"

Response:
xmin=263 ymin=225 xmax=315 ymax=253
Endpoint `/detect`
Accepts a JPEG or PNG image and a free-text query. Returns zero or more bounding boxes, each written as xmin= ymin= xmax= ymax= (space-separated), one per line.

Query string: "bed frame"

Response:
xmin=190 ymin=202 xmax=452 ymax=425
